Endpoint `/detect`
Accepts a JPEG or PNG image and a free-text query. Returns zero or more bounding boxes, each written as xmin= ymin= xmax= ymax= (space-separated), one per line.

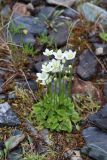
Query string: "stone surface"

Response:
xmin=76 ymin=50 xmax=98 ymax=80
xmin=88 ymin=103 xmax=107 ymax=131
xmin=0 ymin=141 xmax=5 ymax=150
xmin=0 ymin=79 xmax=4 ymax=94
xmin=5 ymin=130 xmax=25 ymax=151
xmin=63 ymin=8 xmax=79 ymax=19
xmin=40 ymin=129 xmax=53 ymax=146
xmin=82 ymin=127 xmax=107 ymax=160
xmin=9 ymin=33 xmax=36 ymax=46
xmin=49 ymin=17 xmax=70 ymax=47
xmin=15 ymin=79 xmax=37 ymax=92
xmin=33 ymin=61 xmax=43 ymax=73
xmin=8 ymin=92 xmax=16 ymax=99
xmin=64 ymin=149 xmax=82 ymax=160
xmin=0 ymin=5 xmax=11 ymax=17
xmin=94 ymin=43 xmax=107 ymax=55
xmin=31 ymin=0 xmax=44 ymax=6
xmin=37 ymin=142 xmax=49 ymax=155
xmin=37 ymin=6 xmax=55 ymax=21
xmin=25 ymin=120 xmax=38 ymax=136
xmin=46 ymin=0 xmax=77 ymax=7
xmin=104 ymin=83 xmax=107 ymax=97
xmin=7 ymin=148 xmax=23 ymax=160
xmin=7 ymin=130 xmax=24 ymax=160
xmin=101 ymin=0 xmax=107 ymax=7
xmin=8 ymin=13 xmax=47 ymax=45
xmin=0 ymin=102 xmax=21 ymax=126
xmin=78 ymin=2 xmax=107 ymax=26
xmin=72 ymin=78 xmax=102 ymax=102
xmin=11 ymin=13 xmax=47 ymax=35
xmin=12 ymin=2 xmax=32 ymax=16
xmin=0 ymin=94 xmax=7 ymax=99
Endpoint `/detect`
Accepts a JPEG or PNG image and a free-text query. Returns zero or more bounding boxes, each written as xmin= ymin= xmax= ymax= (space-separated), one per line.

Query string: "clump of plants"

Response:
xmin=32 ymin=49 xmax=80 ymax=132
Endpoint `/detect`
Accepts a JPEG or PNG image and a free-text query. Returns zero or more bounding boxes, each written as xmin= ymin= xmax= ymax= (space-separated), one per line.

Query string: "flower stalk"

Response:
xmin=36 ymin=48 xmax=76 ymax=106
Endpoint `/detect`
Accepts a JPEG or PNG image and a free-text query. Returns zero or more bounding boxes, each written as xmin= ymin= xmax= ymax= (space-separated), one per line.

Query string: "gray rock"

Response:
xmin=33 ymin=61 xmax=43 ymax=73
xmin=94 ymin=43 xmax=107 ymax=55
xmin=18 ymin=0 xmax=31 ymax=3
xmin=15 ymin=79 xmax=37 ymax=92
xmin=8 ymin=33 xmax=36 ymax=46
xmin=104 ymin=83 xmax=107 ymax=97
xmin=0 ymin=141 xmax=5 ymax=150
xmin=8 ymin=92 xmax=16 ymax=99
xmin=11 ymin=13 xmax=47 ymax=35
xmin=64 ymin=149 xmax=82 ymax=160
xmin=78 ymin=3 xmax=107 ymax=26
xmin=63 ymin=8 xmax=79 ymax=19
xmin=49 ymin=17 xmax=70 ymax=47
xmin=76 ymin=50 xmax=98 ymax=80
xmin=82 ymin=127 xmax=107 ymax=160
xmin=88 ymin=103 xmax=107 ymax=131
xmin=46 ymin=0 xmax=77 ymax=7
xmin=0 ymin=5 xmax=11 ymax=17
xmin=5 ymin=130 xmax=25 ymax=151
xmin=0 ymin=79 xmax=4 ymax=94
xmin=101 ymin=0 xmax=107 ymax=6
xmin=8 ymin=13 xmax=47 ymax=45
xmin=37 ymin=6 xmax=55 ymax=21
xmin=0 ymin=0 xmax=3 ymax=3
xmin=0 ymin=102 xmax=21 ymax=126
xmin=37 ymin=142 xmax=49 ymax=155
xmin=40 ymin=129 xmax=53 ymax=146
xmin=7 ymin=130 xmax=23 ymax=160
xmin=0 ymin=94 xmax=7 ymax=99
xmin=25 ymin=120 xmax=38 ymax=136
xmin=31 ymin=0 xmax=44 ymax=6
xmin=7 ymin=148 xmax=23 ymax=160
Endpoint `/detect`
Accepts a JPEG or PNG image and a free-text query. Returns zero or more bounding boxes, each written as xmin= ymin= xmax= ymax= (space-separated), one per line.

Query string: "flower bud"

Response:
xmin=68 ymin=65 xmax=72 ymax=69
xmin=64 ymin=76 xmax=68 ymax=80
xmin=65 ymin=70 xmax=69 ymax=74
xmin=54 ymin=77 xmax=57 ymax=81
xmin=62 ymin=59 xmax=66 ymax=64
xmin=23 ymin=29 xmax=28 ymax=35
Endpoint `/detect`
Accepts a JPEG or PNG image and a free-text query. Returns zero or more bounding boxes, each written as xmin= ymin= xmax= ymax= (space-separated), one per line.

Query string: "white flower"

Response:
xmin=64 ymin=50 xmax=76 ymax=60
xmin=41 ymin=63 xmax=52 ymax=73
xmin=43 ymin=48 xmax=53 ymax=56
xmin=37 ymin=72 xmax=49 ymax=81
xmin=49 ymin=59 xmax=63 ymax=73
xmin=53 ymin=49 xmax=65 ymax=60
xmin=46 ymin=76 xmax=52 ymax=84
xmin=68 ymin=65 xmax=72 ymax=69
xmin=40 ymin=76 xmax=52 ymax=85
xmin=62 ymin=59 xmax=66 ymax=64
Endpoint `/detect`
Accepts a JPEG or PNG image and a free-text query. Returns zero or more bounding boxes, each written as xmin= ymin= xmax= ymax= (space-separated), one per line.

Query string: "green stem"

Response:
xmin=68 ymin=68 xmax=72 ymax=98
xmin=58 ymin=72 xmax=61 ymax=106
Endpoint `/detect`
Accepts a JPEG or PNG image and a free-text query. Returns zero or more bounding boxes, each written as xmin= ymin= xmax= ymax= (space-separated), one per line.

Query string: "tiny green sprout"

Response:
xmin=22 ymin=43 xmax=37 ymax=56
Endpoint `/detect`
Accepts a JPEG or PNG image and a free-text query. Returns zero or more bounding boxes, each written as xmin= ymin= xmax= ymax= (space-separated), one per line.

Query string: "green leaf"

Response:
xmin=99 ymin=32 xmax=107 ymax=42
xmin=51 ymin=123 xmax=59 ymax=130
xmin=71 ymin=112 xmax=80 ymax=123
xmin=33 ymin=107 xmax=41 ymax=113
xmin=56 ymin=109 xmax=66 ymax=117
xmin=61 ymin=119 xmax=72 ymax=132
xmin=31 ymin=93 xmax=80 ymax=133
